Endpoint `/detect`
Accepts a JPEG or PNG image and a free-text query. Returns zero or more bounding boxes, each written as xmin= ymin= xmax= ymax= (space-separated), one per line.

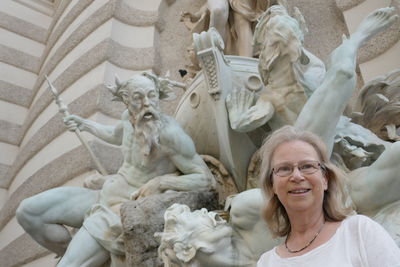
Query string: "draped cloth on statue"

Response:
xmin=229 ymin=0 xmax=269 ymax=22
xmin=83 ymin=203 xmax=125 ymax=256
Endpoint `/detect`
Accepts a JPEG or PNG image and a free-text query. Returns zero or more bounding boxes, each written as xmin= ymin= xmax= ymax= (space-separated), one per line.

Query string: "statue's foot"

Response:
xmin=353 ymin=7 xmax=398 ymax=45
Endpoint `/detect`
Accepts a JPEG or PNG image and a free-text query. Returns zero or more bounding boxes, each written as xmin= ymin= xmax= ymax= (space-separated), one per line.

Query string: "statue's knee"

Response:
xmin=16 ymin=199 xmax=33 ymax=227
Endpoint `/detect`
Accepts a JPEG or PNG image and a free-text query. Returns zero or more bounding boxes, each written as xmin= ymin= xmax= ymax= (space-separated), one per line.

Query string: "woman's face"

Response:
xmin=271 ymin=140 xmax=328 ymax=214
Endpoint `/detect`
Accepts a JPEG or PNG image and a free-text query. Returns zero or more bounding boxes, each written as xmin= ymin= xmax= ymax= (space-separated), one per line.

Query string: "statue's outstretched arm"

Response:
xmin=64 ymin=114 xmax=124 ymax=146
xmin=295 ymin=7 xmax=398 ymax=155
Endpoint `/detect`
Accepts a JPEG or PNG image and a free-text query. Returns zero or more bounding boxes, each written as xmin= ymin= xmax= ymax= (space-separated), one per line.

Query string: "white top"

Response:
xmin=257 ymin=215 xmax=400 ymax=267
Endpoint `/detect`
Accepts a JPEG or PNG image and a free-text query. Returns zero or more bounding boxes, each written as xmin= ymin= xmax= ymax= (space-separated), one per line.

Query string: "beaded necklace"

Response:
xmin=285 ymin=221 xmax=325 ymax=253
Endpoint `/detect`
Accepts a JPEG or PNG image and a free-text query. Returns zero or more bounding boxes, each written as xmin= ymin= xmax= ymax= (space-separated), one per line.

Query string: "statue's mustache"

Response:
xmin=137 ymin=107 xmax=160 ymax=122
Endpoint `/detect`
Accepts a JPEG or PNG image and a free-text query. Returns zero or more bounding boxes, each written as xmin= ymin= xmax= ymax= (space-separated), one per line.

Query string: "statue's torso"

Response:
xmin=118 ymin=118 xmax=177 ymax=187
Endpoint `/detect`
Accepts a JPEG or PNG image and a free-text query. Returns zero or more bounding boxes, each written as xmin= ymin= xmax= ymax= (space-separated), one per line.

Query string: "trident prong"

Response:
xmin=45 ymin=75 xmax=108 ymax=176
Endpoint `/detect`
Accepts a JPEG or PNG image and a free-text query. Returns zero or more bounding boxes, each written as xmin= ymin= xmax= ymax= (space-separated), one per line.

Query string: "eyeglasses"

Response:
xmin=271 ymin=160 xmax=324 ymax=177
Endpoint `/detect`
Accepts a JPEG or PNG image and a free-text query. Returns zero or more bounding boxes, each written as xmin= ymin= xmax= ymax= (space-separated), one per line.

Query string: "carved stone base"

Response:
xmin=121 ymin=191 xmax=219 ymax=266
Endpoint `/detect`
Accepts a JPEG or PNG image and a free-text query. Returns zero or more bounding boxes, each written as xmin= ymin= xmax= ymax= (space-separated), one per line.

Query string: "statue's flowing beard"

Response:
xmin=131 ymin=106 xmax=162 ymax=159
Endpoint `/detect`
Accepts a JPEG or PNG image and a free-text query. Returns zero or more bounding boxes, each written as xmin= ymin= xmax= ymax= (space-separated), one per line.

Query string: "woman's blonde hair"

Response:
xmin=259 ymin=126 xmax=353 ymax=237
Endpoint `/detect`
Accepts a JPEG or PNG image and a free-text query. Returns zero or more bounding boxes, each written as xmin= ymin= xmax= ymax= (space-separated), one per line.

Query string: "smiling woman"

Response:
xmin=257 ymin=126 xmax=400 ymax=266
xmin=259 ymin=126 xmax=351 ymax=238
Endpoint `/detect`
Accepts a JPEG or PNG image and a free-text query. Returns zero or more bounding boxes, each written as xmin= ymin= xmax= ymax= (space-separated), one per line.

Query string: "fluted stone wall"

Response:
xmin=0 ymin=0 xmax=399 ymax=266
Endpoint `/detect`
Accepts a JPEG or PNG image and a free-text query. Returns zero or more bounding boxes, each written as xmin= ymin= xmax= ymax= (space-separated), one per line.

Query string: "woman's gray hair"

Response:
xmin=259 ymin=125 xmax=354 ymax=237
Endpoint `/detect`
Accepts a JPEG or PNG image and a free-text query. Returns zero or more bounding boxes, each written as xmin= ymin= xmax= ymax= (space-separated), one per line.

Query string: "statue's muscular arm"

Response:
xmin=131 ymin=117 xmax=215 ymax=199
xmin=63 ymin=111 xmax=126 ymax=145
xmin=349 ymin=141 xmax=400 ymax=213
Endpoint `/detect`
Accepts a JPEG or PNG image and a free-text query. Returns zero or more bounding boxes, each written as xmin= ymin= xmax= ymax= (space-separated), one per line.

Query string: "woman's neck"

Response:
xmin=288 ymin=210 xmax=325 ymax=235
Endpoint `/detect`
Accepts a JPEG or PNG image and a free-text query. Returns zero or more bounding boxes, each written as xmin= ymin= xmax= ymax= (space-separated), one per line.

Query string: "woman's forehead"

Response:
xmin=272 ymin=140 xmax=320 ymax=163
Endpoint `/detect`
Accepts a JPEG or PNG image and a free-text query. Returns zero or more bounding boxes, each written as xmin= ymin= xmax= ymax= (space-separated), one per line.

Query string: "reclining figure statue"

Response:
xmin=16 ymin=72 xmax=215 ymax=267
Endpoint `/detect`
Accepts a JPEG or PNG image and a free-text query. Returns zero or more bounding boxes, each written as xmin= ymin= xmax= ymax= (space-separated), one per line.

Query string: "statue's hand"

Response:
xmin=63 ymin=115 xmax=84 ymax=132
xmin=226 ymin=88 xmax=255 ymax=116
xmin=83 ymin=172 xmax=106 ymax=190
xmin=226 ymin=89 xmax=274 ymax=132
xmin=130 ymin=177 xmax=163 ymax=200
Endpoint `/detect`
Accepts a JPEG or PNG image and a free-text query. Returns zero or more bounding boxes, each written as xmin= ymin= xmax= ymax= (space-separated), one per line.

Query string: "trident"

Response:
xmin=45 ymin=76 xmax=108 ymax=176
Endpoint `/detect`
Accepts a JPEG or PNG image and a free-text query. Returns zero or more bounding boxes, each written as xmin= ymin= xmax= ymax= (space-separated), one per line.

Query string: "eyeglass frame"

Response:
xmin=269 ymin=160 xmax=326 ymax=179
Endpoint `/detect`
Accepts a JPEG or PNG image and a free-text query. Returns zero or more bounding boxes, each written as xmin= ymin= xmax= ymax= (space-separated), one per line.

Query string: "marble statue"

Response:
xmin=181 ymin=0 xmax=282 ymax=57
xmin=175 ymin=27 xmax=265 ymax=191
xmin=227 ymin=4 xmax=326 ymax=133
xmin=351 ymin=69 xmax=400 ymax=141
xmin=156 ymin=189 xmax=279 ymax=267
xmin=175 ymin=4 xmax=324 ymax=192
xmin=176 ymin=3 xmax=398 ymax=192
xmin=158 ymin=7 xmax=400 ymax=266
xmin=332 ymin=116 xmax=391 ymax=170
xmin=16 ymin=72 xmax=215 ymax=267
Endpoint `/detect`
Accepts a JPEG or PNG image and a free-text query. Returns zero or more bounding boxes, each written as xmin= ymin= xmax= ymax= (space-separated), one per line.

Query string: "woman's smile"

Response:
xmin=288 ymin=188 xmax=311 ymax=195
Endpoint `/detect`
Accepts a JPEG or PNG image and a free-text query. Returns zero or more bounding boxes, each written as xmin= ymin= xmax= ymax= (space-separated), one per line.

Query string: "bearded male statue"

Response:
xmin=16 ymin=72 xmax=215 ymax=267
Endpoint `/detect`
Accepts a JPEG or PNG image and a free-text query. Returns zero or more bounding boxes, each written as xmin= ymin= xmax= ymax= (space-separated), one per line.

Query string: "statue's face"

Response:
xmin=124 ymin=76 xmax=160 ymax=121
xmin=159 ymin=204 xmax=236 ymax=265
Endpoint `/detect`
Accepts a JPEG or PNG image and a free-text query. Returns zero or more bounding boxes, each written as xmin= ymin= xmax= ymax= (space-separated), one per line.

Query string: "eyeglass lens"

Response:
xmin=272 ymin=161 xmax=321 ymax=177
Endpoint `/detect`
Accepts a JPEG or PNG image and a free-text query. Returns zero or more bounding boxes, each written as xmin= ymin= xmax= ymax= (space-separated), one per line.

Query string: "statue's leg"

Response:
xmin=229 ymin=189 xmax=280 ymax=256
xmin=232 ymin=11 xmax=253 ymax=57
xmin=16 ymin=187 xmax=98 ymax=256
xmin=295 ymin=7 xmax=397 ymax=154
xmin=349 ymin=141 xmax=400 ymax=214
xmin=207 ymin=0 xmax=229 ymax=41
xmin=57 ymin=227 xmax=110 ymax=267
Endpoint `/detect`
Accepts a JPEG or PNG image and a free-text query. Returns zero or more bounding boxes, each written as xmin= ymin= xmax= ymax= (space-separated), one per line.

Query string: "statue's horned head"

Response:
xmin=142 ymin=72 xmax=177 ymax=101
xmin=106 ymin=72 xmax=178 ymax=102
xmin=106 ymin=74 xmax=124 ymax=102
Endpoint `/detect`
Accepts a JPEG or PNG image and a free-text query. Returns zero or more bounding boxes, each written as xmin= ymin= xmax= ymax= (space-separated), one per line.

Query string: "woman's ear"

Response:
xmin=322 ymin=170 xmax=328 ymax=191
xmin=271 ymin=176 xmax=277 ymax=195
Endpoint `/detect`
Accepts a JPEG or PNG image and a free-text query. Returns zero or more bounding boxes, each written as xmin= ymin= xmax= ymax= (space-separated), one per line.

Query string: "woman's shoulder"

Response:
xmin=343 ymin=214 xmax=380 ymax=229
xmin=342 ymin=214 xmax=394 ymax=241
xmin=343 ymin=215 xmax=400 ymax=263
xmin=257 ymin=248 xmax=276 ymax=266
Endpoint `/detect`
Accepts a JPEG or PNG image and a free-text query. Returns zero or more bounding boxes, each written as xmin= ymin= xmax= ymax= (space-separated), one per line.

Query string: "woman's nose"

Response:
xmin=289 ymin=167 xmax=305 ymax=182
